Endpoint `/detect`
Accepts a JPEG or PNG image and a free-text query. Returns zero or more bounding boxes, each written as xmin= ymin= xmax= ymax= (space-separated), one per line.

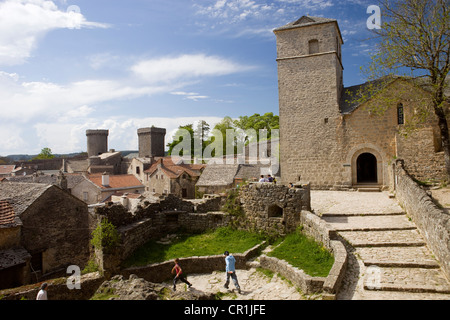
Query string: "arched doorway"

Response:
xmin=356 ymin=153 xmax=378 ymax=183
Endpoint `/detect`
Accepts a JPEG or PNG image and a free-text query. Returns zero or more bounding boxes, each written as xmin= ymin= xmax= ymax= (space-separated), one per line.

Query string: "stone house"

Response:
xmin=144 ymin=157 xmax=205 ymax=199
xmin=0 ymin=182 xmax=91 ymax=288
xmin=71 ymin=173 xmax=145 ymax=205
xmin=275 ymin=15 xmax=450 ymax=190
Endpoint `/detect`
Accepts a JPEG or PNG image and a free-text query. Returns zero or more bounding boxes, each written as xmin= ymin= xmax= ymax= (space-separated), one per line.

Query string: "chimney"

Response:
xmin=102 ymin=172 xmax=110 ymax=187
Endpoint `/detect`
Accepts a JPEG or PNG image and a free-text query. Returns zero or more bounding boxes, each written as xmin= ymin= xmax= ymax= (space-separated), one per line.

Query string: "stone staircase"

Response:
xmin=312 ymin=191 xmax=450 ymax=299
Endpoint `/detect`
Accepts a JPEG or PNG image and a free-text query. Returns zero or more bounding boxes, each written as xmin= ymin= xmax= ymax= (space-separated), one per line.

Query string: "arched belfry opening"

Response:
xmin=356 ymin=153 xmax=378 ymax=183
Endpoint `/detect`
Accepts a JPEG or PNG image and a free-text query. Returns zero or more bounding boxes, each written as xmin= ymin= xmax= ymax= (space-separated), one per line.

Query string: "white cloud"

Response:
xmin=0 ymin=0 xmax=109 ymax=66
xmin=31 ymin=116 xmax=225 ymax=154
xmin=131 ymin=54 xmax=253 ymax=84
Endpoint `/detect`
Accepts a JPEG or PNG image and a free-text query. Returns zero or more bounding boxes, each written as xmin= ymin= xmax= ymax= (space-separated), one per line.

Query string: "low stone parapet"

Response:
xmin=120 ymin=242 xmax=265 ymax=283
xmin=259 ymin=239 xmax=347 ymax=297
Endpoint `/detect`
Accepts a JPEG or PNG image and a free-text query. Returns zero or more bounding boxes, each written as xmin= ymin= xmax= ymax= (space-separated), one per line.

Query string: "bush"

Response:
xmin=91 ymin=219 xmax=121 ymax=254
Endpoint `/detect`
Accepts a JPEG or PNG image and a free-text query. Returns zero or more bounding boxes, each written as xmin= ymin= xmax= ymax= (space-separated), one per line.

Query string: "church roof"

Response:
xmin=340 ymin=75 xmax=450 ymax=115
xmin=273 ymin=15 xmax=338 ymax=32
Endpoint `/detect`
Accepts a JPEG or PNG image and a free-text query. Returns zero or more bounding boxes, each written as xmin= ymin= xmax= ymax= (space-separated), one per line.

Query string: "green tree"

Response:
xmin=233 ymin=112 xmax=280 ymax=142
xmin=33 ymin=147 xmax=55 ymax=160
xmin=167 ymin=124 xmax=194 ymax=158
xmin=360 ymin=0 xmax=450 ymax=179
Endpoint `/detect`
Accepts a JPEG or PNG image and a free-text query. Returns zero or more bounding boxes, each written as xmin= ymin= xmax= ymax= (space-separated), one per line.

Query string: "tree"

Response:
xmin=233 ymin=112 xmax=280 ymax=142
xmin=33 ymin=147 xmax=55 ymax=160
xmin=361 ymin=0 xmax=450 ymax=179
xmin=167 ymin=124 xmax=194 ymax=158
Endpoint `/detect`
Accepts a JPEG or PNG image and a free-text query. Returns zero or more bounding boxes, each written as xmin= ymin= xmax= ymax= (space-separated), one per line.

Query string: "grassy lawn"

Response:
xmin=268 ymin=230 xmax=334 ymax=277
xmin=122 ymin=227 xmax=265 ymax=268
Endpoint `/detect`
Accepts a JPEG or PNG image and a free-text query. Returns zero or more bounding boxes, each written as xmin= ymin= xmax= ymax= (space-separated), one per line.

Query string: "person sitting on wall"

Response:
xmin=259 ymin=175 xmax=267 ymax=182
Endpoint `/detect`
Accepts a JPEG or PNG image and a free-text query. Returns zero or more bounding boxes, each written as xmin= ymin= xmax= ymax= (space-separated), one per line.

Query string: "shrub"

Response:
xmin=91 ymin=219 xmax=121 ymax=254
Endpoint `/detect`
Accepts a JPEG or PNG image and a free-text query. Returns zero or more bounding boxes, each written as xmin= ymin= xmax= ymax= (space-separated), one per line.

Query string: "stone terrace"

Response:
xmin=311 ymin=190 xmax=450 ymax=300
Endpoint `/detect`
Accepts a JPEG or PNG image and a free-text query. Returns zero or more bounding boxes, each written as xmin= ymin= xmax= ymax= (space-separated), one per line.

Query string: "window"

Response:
xmin=397 ymin=103 xmax=404 ymax=125
xmin=308 ymin=39 xmax=319 ymax=54
xmin=136 ymin=166 xmax=140 ymax=174
xmin=268 ymin=204 xmax=283 ymax=218
xmin=83 ymin=192 xmax=88 ymax=201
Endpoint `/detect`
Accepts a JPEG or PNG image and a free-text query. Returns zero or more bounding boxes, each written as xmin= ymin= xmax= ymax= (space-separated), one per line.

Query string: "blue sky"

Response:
xmin=0 ymin=0 xmax=378 ymax=156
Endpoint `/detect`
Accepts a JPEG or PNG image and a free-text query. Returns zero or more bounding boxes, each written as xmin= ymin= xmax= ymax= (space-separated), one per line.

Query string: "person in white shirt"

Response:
xmin=259 ymin=175 xmax=267 ymax=182
xmin=36 ymin=282 xmax=48 ymax=300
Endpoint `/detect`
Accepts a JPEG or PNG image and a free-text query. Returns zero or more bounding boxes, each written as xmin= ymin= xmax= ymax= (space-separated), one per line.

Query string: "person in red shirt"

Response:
xmin=171 ymin=258 xmax=192 ymax=291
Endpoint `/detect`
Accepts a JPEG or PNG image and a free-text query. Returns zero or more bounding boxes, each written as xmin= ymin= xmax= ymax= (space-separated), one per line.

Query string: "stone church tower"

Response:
xmin=274 ymin=16 xmax=448 ymax=190
xmin=274 ymin=16 xmax=346 ymax=188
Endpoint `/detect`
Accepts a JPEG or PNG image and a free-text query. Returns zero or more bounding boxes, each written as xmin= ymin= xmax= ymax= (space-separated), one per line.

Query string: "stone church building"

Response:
xmin=275 ymin=16 xmax=449 ymax=190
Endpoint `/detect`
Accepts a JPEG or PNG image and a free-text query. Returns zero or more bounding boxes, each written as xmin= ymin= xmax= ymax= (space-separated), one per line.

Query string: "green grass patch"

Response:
xmin=268 ymin=230 xmax=334 ymax=277
xmin=122 ymin=227 xmax=265 ymax=268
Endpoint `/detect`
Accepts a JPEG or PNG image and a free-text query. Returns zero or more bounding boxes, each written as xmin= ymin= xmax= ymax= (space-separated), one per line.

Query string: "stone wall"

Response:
xmin=0 ymin=272 xmax=105 ymax=300
xmin=239 ymin=182 xmax=310 ymax=234
xmin=119 ymin=242 xmax=264 ymax=283
xmin=394 ymin=160 xmax=450 ymax=279
xmin=21 ymin=187 xmax=91 ymax=276
xmin=259 ymin=239 xmax=346 ymax=296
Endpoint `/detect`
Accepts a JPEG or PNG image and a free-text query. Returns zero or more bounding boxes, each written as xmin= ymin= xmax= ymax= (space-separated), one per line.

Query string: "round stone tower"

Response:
xmin=86 ymin=129 xmax=109 ymax=157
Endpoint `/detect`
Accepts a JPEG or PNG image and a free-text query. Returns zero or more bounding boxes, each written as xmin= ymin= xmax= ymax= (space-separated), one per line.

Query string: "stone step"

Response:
xmin=339 ymin=229 xmax=426 ymax=247
xmin=324 ymin=215 xmax=416 ymax=231
xmin=356 ymin=246 xmax=440 ymax=269
xmin=321 ymin=211 xmax=405 ymax=217
xmin=357 ymin=187 xmax=381 ymax=192
xmin=363 ymin=267 xmax=450 ymax=294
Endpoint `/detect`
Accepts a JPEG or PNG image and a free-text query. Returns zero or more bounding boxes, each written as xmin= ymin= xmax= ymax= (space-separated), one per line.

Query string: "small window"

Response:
xmin=268 ymin=204 xmax=283 ymax=218
xmin=83 ymin=192 xmax=88 ymax=201
xmin=309 ymin=39 xmax=319 ymax=54
xmin=136 ymin=166 xmax=140 ymax=174
xmin=397 ymin=103 xmax=404 ymax=125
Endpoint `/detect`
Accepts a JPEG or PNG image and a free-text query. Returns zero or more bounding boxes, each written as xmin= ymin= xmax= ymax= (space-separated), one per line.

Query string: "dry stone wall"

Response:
xmin=394 ymin=160 xmax=450 ymax=279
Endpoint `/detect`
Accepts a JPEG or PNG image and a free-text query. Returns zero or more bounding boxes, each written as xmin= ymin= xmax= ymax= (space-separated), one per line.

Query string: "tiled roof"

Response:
xmin=0 ymin=200 xmax=16 ymax=226
xmin=87 ymin=174 xmax=144 ymax=189
xmin=0 ymin=165 xmax=15 ymax=175
xmin=145 ymin=157 xmax=205 ymax=179
xmin=0 ymin=247 xmax=31 ymax=270
xmin=196 ymin=163 xmax=240 ymax=187
xmin=0 ymin=182 xmax=51 ymax=216
xmin=7 ymin=173 xmax=86 ymax=189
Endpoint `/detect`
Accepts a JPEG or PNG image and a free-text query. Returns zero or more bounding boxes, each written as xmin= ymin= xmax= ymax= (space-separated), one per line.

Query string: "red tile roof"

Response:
xmin=0 ymin=200 xmax=16 ymax=226
xmin=87 ymin=174 xmax=144 ymax=189
xmin=145 ymin=157 xmax=205 ymax=179
xmin=0 ymin=165 xmax=15 ymax=175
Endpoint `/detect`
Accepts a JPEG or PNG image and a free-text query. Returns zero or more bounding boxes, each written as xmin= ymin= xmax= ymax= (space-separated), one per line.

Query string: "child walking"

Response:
xmin=171 ymin=258 xmax=192 ymax=291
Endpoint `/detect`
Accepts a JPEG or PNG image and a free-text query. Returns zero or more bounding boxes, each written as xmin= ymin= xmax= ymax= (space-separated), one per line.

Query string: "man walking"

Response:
xmin=223 ymin=251 xmax=241 ymax=294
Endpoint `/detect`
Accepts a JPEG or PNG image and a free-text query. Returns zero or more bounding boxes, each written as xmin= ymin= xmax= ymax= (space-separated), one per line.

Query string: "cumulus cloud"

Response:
xmin=0 ymin=0 xmax=109 ymax=66
xmin=131 ymin=54 xmax=254 ymax=84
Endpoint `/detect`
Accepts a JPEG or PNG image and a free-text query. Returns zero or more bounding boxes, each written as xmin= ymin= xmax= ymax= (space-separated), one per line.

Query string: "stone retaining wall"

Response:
xmin=259 ymin=211 xmax=347 ymax=297
xmin=394 ymin=160 xmax=450 ymax=279
xmin=0 ymin=272 xmax=104 ymax=300
xmin=119 ymin=242 xmax=265 ymax=283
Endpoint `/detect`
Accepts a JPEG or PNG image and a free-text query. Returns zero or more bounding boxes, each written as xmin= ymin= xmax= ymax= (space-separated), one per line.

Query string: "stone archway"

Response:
xmin=356 ymin=153 xmax=378 ymax=183
xmin=347 ymin=145 xmax=385 ymax=187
